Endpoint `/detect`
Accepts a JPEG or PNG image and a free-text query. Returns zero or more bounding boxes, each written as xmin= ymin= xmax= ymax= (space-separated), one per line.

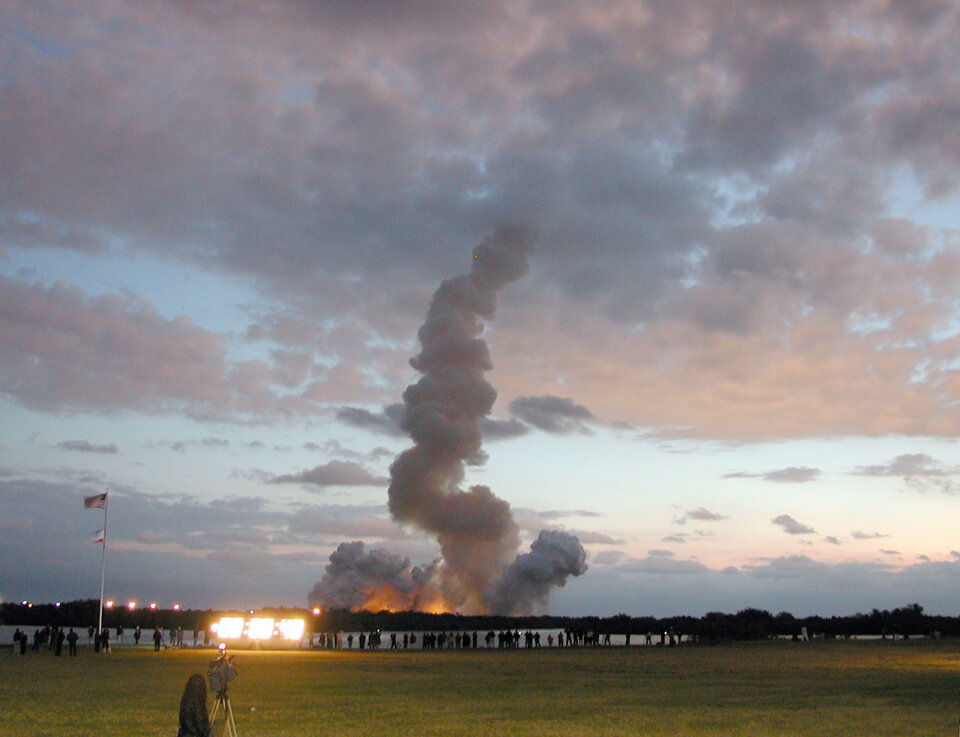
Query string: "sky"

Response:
xmin=2 ymin=0 xmax=960 ymax=619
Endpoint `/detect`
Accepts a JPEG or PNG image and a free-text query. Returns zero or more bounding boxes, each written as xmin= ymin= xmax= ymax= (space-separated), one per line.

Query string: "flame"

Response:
xmin=353 ymin=584 xmax=455 ymax=614
xmin=356 ymin=585 xmax=412 ymax=613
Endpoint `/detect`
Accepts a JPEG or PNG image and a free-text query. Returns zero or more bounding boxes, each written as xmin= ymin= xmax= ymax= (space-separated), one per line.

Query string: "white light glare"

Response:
xmin=278 ymin=619 xmax=306 ymax=641
xmin=247 ymin=617 xmax=275 ymax=640
xmin=213 ymin=617 xmax=245 ymax=639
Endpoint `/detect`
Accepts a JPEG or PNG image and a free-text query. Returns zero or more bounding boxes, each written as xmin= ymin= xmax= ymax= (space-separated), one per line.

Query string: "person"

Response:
xmin=67 ymin=628 xmax=79 ymax=657
xmin=177 ymin=673 xmax=210 ymax=737
xmin=55 ymin=628 xmax=65 ymax=656
xmin=100 ymin=627 xmax=111 ymax=653
xmin=153 ymin=627 xmax=162 ymax=651
xmin=134 ymin=626 xmax=141 ymax=645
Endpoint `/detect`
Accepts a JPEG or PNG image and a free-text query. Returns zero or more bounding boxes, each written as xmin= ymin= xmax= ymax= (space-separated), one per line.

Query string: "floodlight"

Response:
xmin=213 ymin=617 xmax=245 ymax=639
xmin=128 ymin=601 xmax=136 ymax=610
xmin=247 ymin=617 xmax=275 ymax=640
xmin=277 ymin=619 xmax=305 ymax=641
xmin=105 ymin=600 xmax=114 ymax=608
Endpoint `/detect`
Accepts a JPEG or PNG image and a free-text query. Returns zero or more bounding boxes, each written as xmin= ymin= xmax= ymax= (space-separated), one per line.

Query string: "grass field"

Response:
xmin=3 ymin=639 xmax=960 ymax=736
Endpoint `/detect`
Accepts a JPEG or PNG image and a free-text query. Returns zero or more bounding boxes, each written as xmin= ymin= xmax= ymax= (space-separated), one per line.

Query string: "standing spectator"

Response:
xmin=67 ymin=629 xmax=79 ymax=657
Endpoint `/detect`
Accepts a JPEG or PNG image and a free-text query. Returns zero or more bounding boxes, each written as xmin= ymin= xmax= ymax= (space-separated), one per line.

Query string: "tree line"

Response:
xmin=2 ymin=600 xmax=949 ymax=642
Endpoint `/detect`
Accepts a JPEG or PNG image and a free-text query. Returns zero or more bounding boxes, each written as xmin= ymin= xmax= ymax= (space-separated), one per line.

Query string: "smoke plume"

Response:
xmin=307 ymin=541 xmax=444 ymax=612
xmin=488 ymin=530 xmax=589 ymax=615
xmin=309 ymin=226 xmax=587 ymax=615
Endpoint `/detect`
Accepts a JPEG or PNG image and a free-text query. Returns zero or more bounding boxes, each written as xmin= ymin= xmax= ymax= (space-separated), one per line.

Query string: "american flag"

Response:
xmin=84 ymin=492 xmax=107 ymax=509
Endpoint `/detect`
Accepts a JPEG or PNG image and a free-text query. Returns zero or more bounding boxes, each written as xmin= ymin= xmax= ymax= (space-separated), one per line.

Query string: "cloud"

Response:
xmin=853 ymin=454 xmax=960 ymax=494
xmin=853 ymin=454 xmax=954 ymax=477
xmin=335 ymin=405 xmax=406 ymax=436
xmin=747 ymin=555 xmax=831 ymax=579
xmin=571 ymin=530 xmax=625 ymax=545
xmin=481 ymin=417 xmax=530 ymax=440
xmin=676 ymin=507 xmax=728 ymax=524
xmin=0 ymin=278 xmax=232 ymax=412
xmin=508 ymin=395 xmax=596 ymax=434
xmin=1 ymin=3 xmax=959 ymax=441
xmin=824 ymin=536 xmax=841 ymax=545
xmin=538 ymin=509 xmax=604 ymax=520
xmin=269 ymin=461 xmax=389 ymax=488
xmin=56 ymin=440 xmax=118 ymax=454
xmin=851 ymin=530 xmax=890 ymax=540
xmin=287 ymin=505 xmax=407 ymax=541
xmin=772 ymin=514 xmax=816 ymax=535
xmin=620 ymin=555 xmax=710 ymax=575
xmin=724 ymin=467 xmax=821 ymax=483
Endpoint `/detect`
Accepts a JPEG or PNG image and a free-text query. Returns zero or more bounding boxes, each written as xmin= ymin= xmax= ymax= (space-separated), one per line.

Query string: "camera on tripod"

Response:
xmin=207 ymin=643 xmax=237 ymax=696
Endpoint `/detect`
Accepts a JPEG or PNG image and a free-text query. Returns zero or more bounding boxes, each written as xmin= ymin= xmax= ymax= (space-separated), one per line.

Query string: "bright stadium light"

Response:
xmin=128 ymin=601 xmax=137 ymax=611
xmin=312 ymin=607 xmax=321 ymax=615
xmin=212 ymin=617 xmax=245 ymax=640
xmin=173 ymin=603 xmax=181 ymax=611
xmin=105 ymin=600 xmax=114 ymax=609
xmin=278 ymin=619 xmax=306 ymax=641
xmin=247 ymin=617 xmax=275 ymax=640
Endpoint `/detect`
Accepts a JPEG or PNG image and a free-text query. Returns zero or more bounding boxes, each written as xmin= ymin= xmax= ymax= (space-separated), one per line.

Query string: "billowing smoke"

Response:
xmin=387 ymin=225 xmax=535 ymax=612
xmin=309 ymin=226 xmax=587 ymax=615
xmin=308 ymin=541 xmax=413 ymax=611
xmin=307 ymin=541 xmax=444 ymax=613
xmin=488 ymin=530 xmax=589 ymax=615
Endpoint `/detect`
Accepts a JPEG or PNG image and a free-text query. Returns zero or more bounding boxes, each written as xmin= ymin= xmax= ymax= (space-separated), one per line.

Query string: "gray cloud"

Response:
xmin=620 ymin=556 xmax=710 ymax=575
xmin=508 ymin=395 xmax=596 ymax=434
xmin=853 ymin=454 xmax=954 ymax=477
xmin=724 ymin=467 xmax=821 ymax=483
xmin=269 ymin=461 xmax=388 ymax=488
xmin=772 ymin=514 xmax=816 ymax=535
xmin=851 ymin=530 xmax=890 ymax=540
xmin=335 ymin=405 xmax=406 ymax=436
xmin=56 ymin=440 xmax=118 ymax=454
xmin=676 ymin=507 xmax=728 ymax=524
xmin=481 ymin=417 xmax=530 ymax=441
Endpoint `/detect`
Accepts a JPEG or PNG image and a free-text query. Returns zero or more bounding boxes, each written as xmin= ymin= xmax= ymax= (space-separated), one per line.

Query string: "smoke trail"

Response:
xmin=386 ymin=225 xmax=538 ymax=613
xmin=309 ymin=226 xmax=587 ymax=614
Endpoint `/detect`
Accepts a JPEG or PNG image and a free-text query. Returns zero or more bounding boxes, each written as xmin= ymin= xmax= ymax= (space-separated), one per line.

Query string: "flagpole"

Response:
xmin=98 ymin=493 xmax=108 ymax=635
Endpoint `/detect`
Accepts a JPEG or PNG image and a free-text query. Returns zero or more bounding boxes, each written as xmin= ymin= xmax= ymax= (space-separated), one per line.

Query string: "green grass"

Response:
xmin=3 ymin=640 xmax=960 ymax=736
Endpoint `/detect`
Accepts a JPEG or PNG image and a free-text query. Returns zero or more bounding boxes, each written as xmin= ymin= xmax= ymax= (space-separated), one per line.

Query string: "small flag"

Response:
xmin=84 ymin=493 xmax=107 ymax=509
xmin=93 ymin=528 xmax=105 ymax=543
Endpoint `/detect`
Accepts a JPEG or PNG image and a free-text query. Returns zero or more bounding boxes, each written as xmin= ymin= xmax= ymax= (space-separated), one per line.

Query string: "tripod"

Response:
xmin=209 ymin=688 xmax=238 ymax=737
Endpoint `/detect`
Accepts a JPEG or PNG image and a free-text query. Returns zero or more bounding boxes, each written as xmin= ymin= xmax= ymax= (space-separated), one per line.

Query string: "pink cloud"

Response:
xmin=0 ymin=277 xmax=230 ymax=411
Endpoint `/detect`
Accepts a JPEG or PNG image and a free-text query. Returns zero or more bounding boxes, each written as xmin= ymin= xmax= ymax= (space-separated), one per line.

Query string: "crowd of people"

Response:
xmin=306 ymin=628 xmax=684 ymax=650
xmin=9 ymin=623 xmax=203 ymax=656
xmin=12 ymin=625 xmax=82 ymax=656
xmin=11 ymin=624 xmax=687 ymax=654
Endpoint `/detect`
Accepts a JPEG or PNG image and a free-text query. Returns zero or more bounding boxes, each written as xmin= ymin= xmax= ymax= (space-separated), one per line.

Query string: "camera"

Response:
xmin=207 ymin=644 xmax=237 ymax=695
